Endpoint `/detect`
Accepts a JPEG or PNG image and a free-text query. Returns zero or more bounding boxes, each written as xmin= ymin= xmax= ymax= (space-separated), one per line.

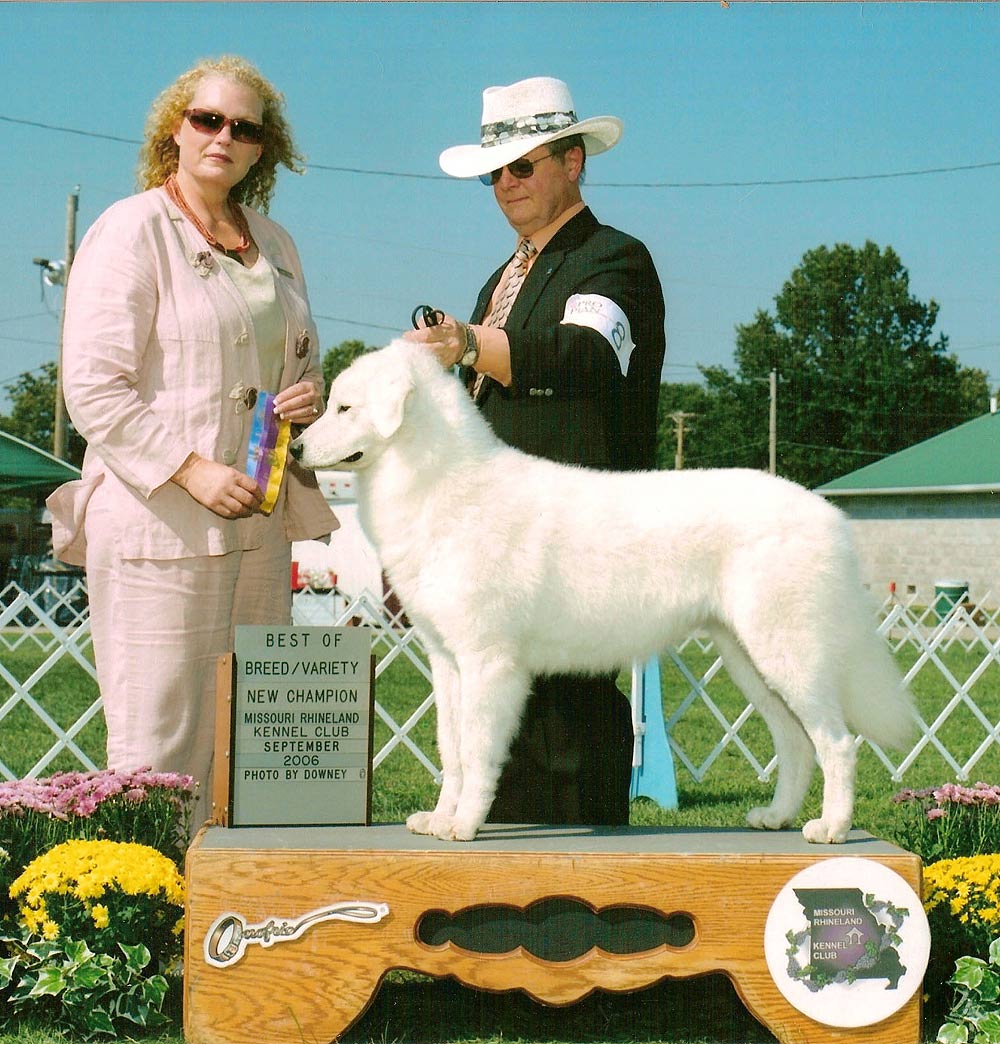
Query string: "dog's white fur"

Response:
xmin=290 ymin=340 xmax=912 ymax=843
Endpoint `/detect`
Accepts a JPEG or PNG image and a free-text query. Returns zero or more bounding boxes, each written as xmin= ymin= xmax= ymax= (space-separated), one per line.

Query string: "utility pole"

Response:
xmin=671 ymin=411 xmax=696 ymax=470
xmin=748 ymin=371 xmax=779 ymax=475
xmin=52 ymin=187 xmax=80 ymax=461
xmin=768 ymin=368 xmax=777 ymax=476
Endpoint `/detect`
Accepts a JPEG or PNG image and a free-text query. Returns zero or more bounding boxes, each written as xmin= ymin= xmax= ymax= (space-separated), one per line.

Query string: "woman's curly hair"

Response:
xmin=136 ymin=55 xmax=304 ymax=213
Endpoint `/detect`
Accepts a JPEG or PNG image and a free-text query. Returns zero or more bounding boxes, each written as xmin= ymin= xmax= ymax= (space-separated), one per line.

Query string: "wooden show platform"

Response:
xmin=184 ymin=823 xmax=922 ymax=1044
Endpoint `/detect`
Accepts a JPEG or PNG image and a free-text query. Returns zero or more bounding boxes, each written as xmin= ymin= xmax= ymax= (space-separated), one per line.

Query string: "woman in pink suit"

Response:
xmin=47 ymin=56 xmax=336 ymax=829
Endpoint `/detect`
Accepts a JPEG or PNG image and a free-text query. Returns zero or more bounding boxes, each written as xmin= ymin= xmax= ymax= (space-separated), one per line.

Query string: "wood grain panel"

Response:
xmin=184 ymin=826 xmax=922 ymax=1044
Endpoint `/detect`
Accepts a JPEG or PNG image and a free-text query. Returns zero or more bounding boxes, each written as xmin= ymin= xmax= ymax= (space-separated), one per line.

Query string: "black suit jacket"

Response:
xmin=468 ymin=207 xmax=665 ymax=471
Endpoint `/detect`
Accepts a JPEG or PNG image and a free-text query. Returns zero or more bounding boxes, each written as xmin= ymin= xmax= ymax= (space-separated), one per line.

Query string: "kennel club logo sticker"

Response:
xmin=763 ymin=858 xmax=929 ymax=1028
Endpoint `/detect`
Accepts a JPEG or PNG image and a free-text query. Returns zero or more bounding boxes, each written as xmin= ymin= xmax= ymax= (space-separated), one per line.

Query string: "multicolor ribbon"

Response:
xmin=245 ymin=391 xmax=290 ymax=516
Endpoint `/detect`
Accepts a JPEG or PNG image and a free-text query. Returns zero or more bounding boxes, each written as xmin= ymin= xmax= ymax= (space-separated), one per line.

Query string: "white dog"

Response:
xmin=290 ymin=340 xmax=912 ymax=844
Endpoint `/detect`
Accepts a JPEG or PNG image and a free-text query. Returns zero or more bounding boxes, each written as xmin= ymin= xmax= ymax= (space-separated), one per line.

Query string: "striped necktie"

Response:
xmin=474 ymin=238 xmax=536 ymax=399
xmin=485 ymin=237 xmax=537 ymax=330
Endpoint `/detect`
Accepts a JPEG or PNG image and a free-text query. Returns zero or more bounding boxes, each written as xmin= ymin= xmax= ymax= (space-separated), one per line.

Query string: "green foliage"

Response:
xmin=892 ymin=784 xmax=1000 ymax=864
xmin=4 ymin=636 xmax=1000 ymax=1041
xmin=924 ymin=855 xmax=1000 ymax=988
xmin=0 ymin=933 xmax=170 ymax=1040
xmin=9 ymin=840 xmax=185 ymax=971
xmin=937 ymin=938 xmax=1000 ymax=1044
xmin=654 ymin=383 xmax=729 ymax=471
xmin=0 ymin=768 xmax=193 ymax=937
xmin=0 ymin=363 xmax=86 ymax=469
xmin=322 ymin=339 xmax=376 ymax=392
xmin=656 ymin=241 xmax=988 ymax=487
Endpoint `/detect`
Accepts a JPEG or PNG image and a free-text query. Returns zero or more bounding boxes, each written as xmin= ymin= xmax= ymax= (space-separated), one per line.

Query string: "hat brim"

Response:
xmin=439 ymin=115 xmax=622 ymax=179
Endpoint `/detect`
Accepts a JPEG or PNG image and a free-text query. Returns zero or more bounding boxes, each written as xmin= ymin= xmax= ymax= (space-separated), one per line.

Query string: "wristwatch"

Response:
xmin=459 ymin=324 xmax=480 ymax=368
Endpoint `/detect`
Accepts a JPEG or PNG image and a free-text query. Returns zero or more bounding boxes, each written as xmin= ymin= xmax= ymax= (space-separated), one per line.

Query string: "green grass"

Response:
xmin=4 ymin=637 xmax=999 ymax=1043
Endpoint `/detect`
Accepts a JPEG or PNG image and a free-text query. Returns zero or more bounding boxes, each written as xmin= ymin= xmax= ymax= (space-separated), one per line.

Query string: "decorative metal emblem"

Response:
xmin=204 ymin=901 xmax=390 ymax=968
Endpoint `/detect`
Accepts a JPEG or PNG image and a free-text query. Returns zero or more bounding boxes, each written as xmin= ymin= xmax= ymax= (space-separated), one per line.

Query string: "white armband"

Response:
xmin=560 ymin=293 xmax=635 ymax=376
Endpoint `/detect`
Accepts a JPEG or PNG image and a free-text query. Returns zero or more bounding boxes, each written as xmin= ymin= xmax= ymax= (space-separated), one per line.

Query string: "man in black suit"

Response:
xmin=407 ymin=76 xmax=666 ymax=825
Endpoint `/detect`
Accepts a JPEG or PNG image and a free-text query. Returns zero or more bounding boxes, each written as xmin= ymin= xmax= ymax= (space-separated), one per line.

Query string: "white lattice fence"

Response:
xmin=0 ymin=580 xmax=443 ymax=784
xmin=3 ymin=581 xmax=1000 ymax=787
xmin=659 ymin=591 xmax=1000 ymax=786
xmin=1 ymin=579 xmax=99 ymax=779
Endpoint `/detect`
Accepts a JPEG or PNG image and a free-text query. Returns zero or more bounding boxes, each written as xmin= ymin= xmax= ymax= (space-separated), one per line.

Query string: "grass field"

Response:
xmin=3 ymin=633 xmax=999 ymax=1043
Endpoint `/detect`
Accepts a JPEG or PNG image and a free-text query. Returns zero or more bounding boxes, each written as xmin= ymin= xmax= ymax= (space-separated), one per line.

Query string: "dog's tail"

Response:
xmin=841 ymin=615 xmax=916 ymax=752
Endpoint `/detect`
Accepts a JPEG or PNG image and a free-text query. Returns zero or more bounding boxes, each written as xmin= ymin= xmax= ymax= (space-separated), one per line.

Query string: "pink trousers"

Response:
xmin=85 ymin=485 xmax=291 ymax=830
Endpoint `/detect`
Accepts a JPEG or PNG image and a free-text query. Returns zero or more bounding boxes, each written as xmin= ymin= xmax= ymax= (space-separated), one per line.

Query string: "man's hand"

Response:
xmin=404 ymin=316 xmax=513 ymax=387
xmin=171 ymin=453 xmax=264 ymax=519
xmin=403 ymin=314 xmax=467 ymax=367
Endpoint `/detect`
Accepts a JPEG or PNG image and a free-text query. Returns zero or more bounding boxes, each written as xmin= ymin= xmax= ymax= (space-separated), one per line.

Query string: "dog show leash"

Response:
xmin=411 ymin=304 xmax=445 ymax=330
xmin=411 ymin=305 xmax=482 ymax=389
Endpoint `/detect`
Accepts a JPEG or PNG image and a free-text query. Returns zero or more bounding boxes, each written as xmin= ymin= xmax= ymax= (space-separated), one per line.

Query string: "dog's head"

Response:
xmin=289 ymin=340 xmax=425 ymax=471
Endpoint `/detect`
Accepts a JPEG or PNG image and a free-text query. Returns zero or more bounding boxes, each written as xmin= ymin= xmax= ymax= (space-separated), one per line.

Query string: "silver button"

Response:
xmin=222 ymin=449 xmax=237 ymax=465
xmin=236 ymin=331 xmax=249 ymax=346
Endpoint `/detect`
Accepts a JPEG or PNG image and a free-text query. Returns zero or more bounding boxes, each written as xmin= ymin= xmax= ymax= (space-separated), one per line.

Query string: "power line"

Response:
xmin=0 ymin=333 xmax=58 ymax=347
xmin=780 ymin=442 xmax=885 ymax=459
xmin=598 ymin=160 xmax=1000 ymax=189
xmin=312 ymin=314 xmax=403 ymax=333
xmin=3 ymin=114 xmax=999 ymax=188
xmin=0 ymin=363 xmax=53 ymax=389
xmin=0 ymin=311 xmax=53 ymax=326
xmin=0 ymin=115 xmax=140 ymax=146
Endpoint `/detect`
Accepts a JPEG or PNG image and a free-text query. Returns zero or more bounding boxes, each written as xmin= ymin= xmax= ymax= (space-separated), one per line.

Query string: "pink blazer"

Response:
xmin=48 ymin=187 xmax=337 ymax=565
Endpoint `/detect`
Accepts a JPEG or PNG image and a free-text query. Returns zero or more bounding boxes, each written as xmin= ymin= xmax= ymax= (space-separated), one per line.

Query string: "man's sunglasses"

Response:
xmin=183 ymin=109 xmax=264 ymax=146
xmin=479 ymin=150 xmax=557 ymax=186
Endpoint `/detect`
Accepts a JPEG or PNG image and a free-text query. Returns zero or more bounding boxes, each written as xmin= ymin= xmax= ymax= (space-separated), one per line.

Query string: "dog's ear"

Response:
xmin=369 ymin=370 xmax=413 ymax=439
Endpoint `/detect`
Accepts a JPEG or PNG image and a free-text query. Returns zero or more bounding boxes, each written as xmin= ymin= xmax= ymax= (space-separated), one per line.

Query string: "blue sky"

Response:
xmin=1 ymin=2 xmax=998 ymax=412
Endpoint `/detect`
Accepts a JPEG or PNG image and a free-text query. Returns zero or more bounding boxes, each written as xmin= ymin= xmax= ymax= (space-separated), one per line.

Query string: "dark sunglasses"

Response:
xmin=479 ymin=150 xmax=557 ymax=186
xmin=183 ymin=108 xmax=264 ymax=145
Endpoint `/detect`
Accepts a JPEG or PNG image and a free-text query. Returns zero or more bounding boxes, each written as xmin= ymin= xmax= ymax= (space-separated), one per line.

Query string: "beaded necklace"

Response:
xmin=165 ymin=174 xmax=252 ymax=260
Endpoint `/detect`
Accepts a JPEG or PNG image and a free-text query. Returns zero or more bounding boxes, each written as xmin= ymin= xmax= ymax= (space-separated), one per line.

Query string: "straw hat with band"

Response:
xmin=439 ymin=76 xmax=622 ymax=180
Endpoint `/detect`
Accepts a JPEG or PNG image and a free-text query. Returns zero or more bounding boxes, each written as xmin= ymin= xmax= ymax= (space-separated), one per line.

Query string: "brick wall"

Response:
xmin=828 ymin=492 xmax=1000 ymax=607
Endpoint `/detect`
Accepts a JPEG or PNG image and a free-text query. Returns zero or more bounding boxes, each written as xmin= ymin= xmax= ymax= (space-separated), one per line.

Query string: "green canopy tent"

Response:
xmin=0 ymin=430 xmax=79 ymax=495
xmin=1 ymin=432 xmax=82 ymax=607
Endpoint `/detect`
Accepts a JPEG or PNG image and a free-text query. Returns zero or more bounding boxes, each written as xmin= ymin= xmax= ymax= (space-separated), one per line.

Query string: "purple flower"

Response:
xmin=0 ymin=767 xmax=195 ymax=820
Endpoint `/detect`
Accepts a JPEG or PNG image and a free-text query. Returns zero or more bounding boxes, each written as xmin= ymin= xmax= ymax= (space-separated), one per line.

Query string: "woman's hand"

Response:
xmin=171 ymin=453 xmax=263 ymax=519
xmin=274 ymin=381 xmax=323 ymax=425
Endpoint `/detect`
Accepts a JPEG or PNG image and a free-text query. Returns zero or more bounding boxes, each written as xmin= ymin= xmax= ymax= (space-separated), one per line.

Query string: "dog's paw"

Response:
xmin=406 ymin=811 xmax=435 ymax=835
xmin=802 ymin=818 xmax=849 ymax=844
xmin=746 ymin=805 xmax=789 ymax=831
xmin=446 ymin=821 xmax=480 ymax=842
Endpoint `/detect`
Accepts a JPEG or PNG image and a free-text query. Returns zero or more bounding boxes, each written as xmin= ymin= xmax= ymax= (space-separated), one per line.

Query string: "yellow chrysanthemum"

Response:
xmin=10 ymin=839 xmax=185 ymax=942
xmin=925 ymin=856 xmax=1000 ymax=935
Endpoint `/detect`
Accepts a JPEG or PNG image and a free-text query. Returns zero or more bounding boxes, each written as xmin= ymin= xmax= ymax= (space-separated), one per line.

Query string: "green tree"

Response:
xmin=322 ymin=339 xmax=375 ymax=391
xmin=672 ymin=241 xmax=988 ymax=487
xmin=655 ymin=379 xmax=767 ymax=471
xmin=0 ymin=363 xmax=86 ymax=468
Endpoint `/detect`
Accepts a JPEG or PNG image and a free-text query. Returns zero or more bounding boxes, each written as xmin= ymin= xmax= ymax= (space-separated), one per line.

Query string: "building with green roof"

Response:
xmin=817 ymin=411 xmax=1000 ymax=607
